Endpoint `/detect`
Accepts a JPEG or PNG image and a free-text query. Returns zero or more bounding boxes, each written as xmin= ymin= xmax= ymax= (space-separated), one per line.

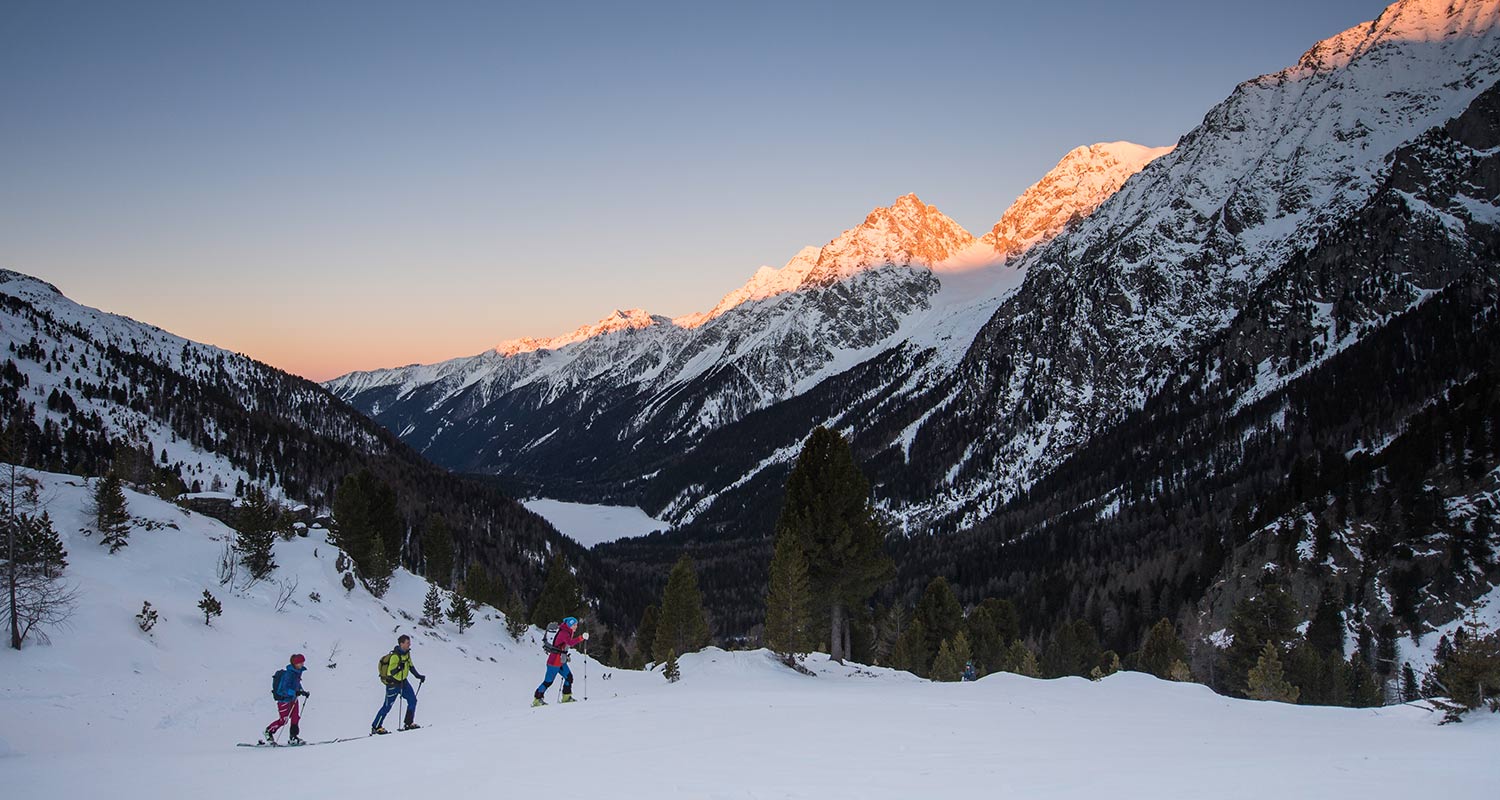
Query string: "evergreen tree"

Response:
xmin=529 ymin=554 xmax=584 ymax=626
xmin=448 ymin=591 xmax=475 ymax=633
xmin=1043 ymin=619 xmax=1102 ymax=678
xmin=331 ymin=470 xmax=401 ymax=577
xmin=1401 ymin=663 xmax=1420 ymax=702
xmin=774 ymin=426 xmax=893 ymax=663
xmin=16 ymin=511 xmax=67 ymax=578
xmin=981 ymin=597 xmax=1021 ymax=645
xmin=951 ymin=630 xmax=974 ymax=678
xmin=233 ymin=486 xmax=278 ymax=580
xmin=422 ymin=584 xmax=444 ymax=626
xmin=1247 ymin=642 xmax=1299 ymax=703
xmin=1285 ymin=643 xmax=1348 ymax=707
xmin=892 ymin=616 xmax=928 ymax=676
xmin=915 ymin=577 xmax=963 ymax=675
xmin=653 ymin=555 xmax=710 ymax=664
xmin=1223 ymin=585 xmax=1300 ymax=696
xmin=1005 ymin=640 xmax=1040 ymax=678
xmin=364 ymin=534 xmax=393 ymax=598
xmin=1305 ymin=590 xmax=1345 ymax=656
xmin=873 ymin=604 xmax=908 ymax=666
xmin=503 ymin=591 xmax=530 ymax=641
xmin=662 ymin=648 xmax=681 ymax=683
xmin=1430 ymin=612 xmax=1500 ymax=718
xmin=1168 ymin=659 xmax=1193 ymax=682
xmin=635 ymin=605 xmax=660 ymax=667
xmin=931 ymin=638 xmax=962 ymax=682
xmin=91 ymin=473 xmax=130 ymax=553
xmin=764 ymin=530 xmax=814 ymax=666
xmin=464 ymin=563 xmax=495 ymax=608
xmin=421 ymin=514 xmax=455 ymax=589
xmin=965 ymin=605 xmax=1002 ymax=676
xmin=197 ymin=589 xmax=222 ymax=626
xmin=1137 ymin=618 xmax=1189 ymax=680
xmin=1345 ymin=652 xmax=1384 ymax=708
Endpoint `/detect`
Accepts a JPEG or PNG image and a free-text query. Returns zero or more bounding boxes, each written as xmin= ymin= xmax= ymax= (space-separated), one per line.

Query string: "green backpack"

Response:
xmin=377 ymin=652 xmax=395 ymax=683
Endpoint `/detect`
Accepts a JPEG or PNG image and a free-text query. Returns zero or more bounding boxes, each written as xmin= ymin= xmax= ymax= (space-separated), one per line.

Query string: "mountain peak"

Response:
xmin=810 ymin=194 xmax=976 ymax=283
xmin=495 ymin=307 xmax=663 ymax=356
xmin=981 ymin=141 xmax=1172 ymax=259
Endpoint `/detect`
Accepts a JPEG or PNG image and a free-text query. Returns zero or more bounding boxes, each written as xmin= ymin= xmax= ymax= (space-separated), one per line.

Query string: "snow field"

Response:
xmin=2 ymin=467 xmax=1498 ymax=799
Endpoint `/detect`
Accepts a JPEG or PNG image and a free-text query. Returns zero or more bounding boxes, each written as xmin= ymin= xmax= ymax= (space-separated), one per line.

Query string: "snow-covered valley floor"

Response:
xmin=2 ymin=468 xmax=1497 ymax=799
xmin=521 ymin=497 xmax=667 ymax=547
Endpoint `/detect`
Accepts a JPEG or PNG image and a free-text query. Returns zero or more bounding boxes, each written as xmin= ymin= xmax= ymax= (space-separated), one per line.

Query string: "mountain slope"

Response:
xmin=0 ymin=270 xmax=602 ymax=619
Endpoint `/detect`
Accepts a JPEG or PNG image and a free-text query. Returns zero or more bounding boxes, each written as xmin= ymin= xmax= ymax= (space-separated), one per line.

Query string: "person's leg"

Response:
xmin=372 ymin=684 xmax=398 ymax=729
xmin=289 ymin=698 xmax=302 ymax=739
xmin=561 ymin=664 xmax=575 ymax=697
xmin=401 ymin=680 xmax=417 ymax=726
xmin=534 ymin=664 xmax=561 ymax=699
xmin=268 ymin=700 xmax=293 ymax=734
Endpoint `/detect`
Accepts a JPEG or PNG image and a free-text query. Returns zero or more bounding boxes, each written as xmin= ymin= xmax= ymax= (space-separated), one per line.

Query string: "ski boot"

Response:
xmin=371 ymin=726 xmax=390 ymax=735
xmin=287 ymin=736 xmax=306 ymax=746
xmin=400 ymin=723 xmax=422 ymax=731
xmin=559 ymin=694 xmax=577 ymax=704
xmin=262 ymin=727 xmax=277 ymax=745
xmin=531 ymin=697 xmax=546 ymax=707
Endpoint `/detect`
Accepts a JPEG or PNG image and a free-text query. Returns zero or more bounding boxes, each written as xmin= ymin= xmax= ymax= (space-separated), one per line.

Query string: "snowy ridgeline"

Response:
xmin=2 ymin=466 xmax=1498 ymax=799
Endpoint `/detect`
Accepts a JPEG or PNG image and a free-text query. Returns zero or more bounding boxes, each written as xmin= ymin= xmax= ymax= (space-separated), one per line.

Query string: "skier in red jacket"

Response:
xmin=532 ymin=616 xmax=588 ymax=706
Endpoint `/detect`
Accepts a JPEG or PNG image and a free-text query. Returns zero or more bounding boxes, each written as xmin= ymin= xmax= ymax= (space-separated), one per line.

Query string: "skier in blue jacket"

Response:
xmin=264 ymin=653 xmax=310 ymax=745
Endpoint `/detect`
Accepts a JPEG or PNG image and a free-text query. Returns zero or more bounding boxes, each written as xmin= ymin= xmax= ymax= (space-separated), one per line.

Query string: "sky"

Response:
xmin=0 ymin=0 xmax=1393 ymax=381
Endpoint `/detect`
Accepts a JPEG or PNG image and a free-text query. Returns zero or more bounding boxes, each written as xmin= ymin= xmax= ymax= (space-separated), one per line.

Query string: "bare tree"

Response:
xmin=274 ymin=575 xmax=299 ymax=613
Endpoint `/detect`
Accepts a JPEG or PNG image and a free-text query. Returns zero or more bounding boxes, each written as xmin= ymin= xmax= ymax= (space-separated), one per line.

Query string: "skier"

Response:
xmin=532 ymin=616 xmax=589 ymax=706
xmin=962 ymin=660 xmax=978 ymax=682
xmin=372 ymin=634 xmax=427 ymax=734
xmin=264 ymin=653 xmax=310 ymax=745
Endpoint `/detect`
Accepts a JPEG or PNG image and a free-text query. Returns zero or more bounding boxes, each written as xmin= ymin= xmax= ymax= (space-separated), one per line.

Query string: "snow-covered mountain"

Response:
xmin=326 ymin=149 xmax=1164 ymax=488
xmin=0 ymin=269 xmax=590 ymax=615
xmin=979 ymin=141 xmax=1173 ymax=259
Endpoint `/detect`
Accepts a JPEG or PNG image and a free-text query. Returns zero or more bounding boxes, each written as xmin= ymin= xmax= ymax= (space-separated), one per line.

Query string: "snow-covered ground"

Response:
xmin=522 ymin=497 xmax=667 ymax=547
xmin=3 ymin=467 xmax=1497 ymax=798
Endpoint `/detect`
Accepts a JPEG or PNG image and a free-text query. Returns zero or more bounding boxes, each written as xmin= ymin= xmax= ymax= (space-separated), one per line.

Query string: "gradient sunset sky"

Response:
xmin=1 ymin=0 xmax=1390 ymax=381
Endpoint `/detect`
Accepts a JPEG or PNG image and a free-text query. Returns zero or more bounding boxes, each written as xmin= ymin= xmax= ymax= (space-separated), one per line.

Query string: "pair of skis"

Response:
xmin=238 ymin=725 xmax=428 ymax=749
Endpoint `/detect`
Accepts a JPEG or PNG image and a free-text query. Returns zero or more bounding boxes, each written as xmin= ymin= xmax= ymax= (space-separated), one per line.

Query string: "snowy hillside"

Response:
xmin=5 ymin=465 xmax=1498 ymax=799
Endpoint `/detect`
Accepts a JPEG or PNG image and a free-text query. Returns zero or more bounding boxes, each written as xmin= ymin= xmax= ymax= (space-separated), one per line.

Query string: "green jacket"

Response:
xmin=381 ymin=647 xmax=422 ymax=683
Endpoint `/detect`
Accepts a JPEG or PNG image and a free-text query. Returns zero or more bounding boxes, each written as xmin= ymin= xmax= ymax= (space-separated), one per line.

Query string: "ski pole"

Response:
xmin=583 ymin=639 xmax=588 ymax=701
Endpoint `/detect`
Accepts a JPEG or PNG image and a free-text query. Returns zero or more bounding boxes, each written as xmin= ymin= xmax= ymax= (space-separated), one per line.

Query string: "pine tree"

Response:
xmin=764 ymin=530 xmax=814 ymax=666
xmin=891 ymin=616 xmax=927 ymax=675
xmin=662 ymin=648 xmax=681 ymax=683
xmin=233 ymin=486 xmax=278 ymax=580
xmin=1401 ymin=662 xmax=1420 ymax=701
xmin=1007 ymin=640 xmax=1040 ymax=678
xmin=364 ymin=534 xmax=393 ymax=598
xmin=1168 ymin=659 xmax=1193 ymax=682
xmin=17 ymin=511 xmax=67 ymax=578
xmin=1247 ymin=642 xmax=1299 ymax=703
xmin=635 ymin=605 xmax=660 ymax=666
xmin=448 ymin=591 xmax=475 ymax=633
xmin=1305 ymin=589 xmax=1346 ymax=656
xmin=931 ymin=638 xmax=962 ymax=682
xmin=422 ymin=514 xmax=455 ymax=589
xmin=197 ymin=590 xmax=222 ymax=626
xmin=422 ymin=584 xmax=444 ymax=626
xmin=1430 ymin=612 xmax=1500 ymax=718
xmin=1224 ymin=585 xmax=1300 ymax=696
xmin=1137 ymin=618 xmax=1189 ymax=679
xmin=503 ymin=591 xmax=529 ymax=641
xmin=465 ymin=563 xmax=504 ymax=609
xmin=1345 ymin=652 xmax=1384 ymax=708
xmin=774 ymin=426 xmax=893 ymax=663
xmin=653 ymin=555 xmax=709 ymax=665
xmin=950 ymin=631 xmax=974 ymax=678
xmin=331 ymin=470 xmax=401 ymax=577
xmin=915 ymin=577 xmax=963 ymax=675
xmin=529 ymin=554 xmax=583 ymax=626
xmin=91 ymin=473 xmax=130 ymax=553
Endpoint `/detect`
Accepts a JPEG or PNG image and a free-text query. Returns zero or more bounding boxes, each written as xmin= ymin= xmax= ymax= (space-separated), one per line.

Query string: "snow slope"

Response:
xmin=521 ymin=497 xmax=667 ymax=547
xmin=3 ymin=466 xmax=1498 ymax=798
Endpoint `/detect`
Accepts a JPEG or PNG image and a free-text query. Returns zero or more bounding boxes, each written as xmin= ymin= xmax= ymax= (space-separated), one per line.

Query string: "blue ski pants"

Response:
xmin=373 ymin=679 xmax=417 ymax=729
xmin=535 ymin=663 xmax=574 ymax=698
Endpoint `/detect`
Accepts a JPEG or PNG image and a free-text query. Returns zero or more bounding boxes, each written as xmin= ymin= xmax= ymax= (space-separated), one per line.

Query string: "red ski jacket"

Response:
xmin=547 ymin=623 xmax=584 ymax=667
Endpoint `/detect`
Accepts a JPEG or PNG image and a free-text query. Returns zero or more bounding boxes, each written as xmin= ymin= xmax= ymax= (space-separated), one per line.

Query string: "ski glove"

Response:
xmin=298 ymin=691 xmax=310 ymax=698
xmin=581 ymin=632 xmax=590 ymax=640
